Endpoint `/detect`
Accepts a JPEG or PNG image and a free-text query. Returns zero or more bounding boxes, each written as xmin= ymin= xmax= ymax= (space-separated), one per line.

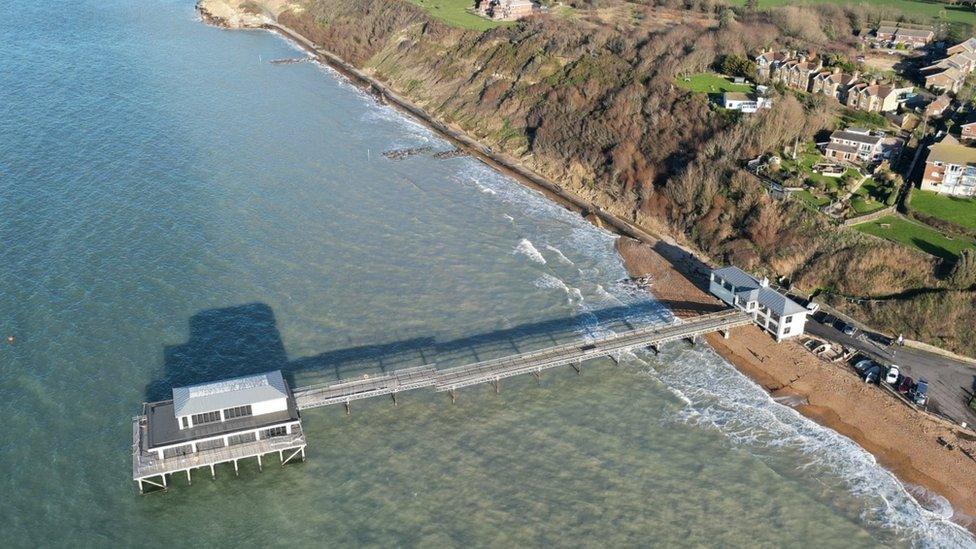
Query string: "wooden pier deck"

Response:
xmin=294 ymin=309 xmax=751 ymax=409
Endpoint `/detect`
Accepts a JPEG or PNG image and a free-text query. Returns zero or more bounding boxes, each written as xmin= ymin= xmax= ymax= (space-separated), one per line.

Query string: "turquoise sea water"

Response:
xmin=1 ymin=0 xmax=973 ymax=546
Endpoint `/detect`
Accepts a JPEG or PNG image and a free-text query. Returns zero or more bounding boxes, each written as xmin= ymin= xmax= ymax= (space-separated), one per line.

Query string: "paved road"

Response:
xmin=806 ymin=318 xmax=976 ymax=427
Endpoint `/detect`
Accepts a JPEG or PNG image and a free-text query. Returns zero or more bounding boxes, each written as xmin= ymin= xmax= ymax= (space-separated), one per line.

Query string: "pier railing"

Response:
xmin=293 ymin=309 xmax=751 ymax=407
xmin=132 ymin=416 xmax=306 ymax=480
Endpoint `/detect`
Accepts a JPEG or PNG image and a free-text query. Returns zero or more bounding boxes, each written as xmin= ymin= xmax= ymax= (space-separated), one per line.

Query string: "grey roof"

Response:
xmin=827 ymin=142 xmax=859 ymax=154
xmin=830 ymin=130 xmax=882 ymax=146
xmin=713 ymin=266 xmax=761 ymax=290
xmin=713 ymin=266 xmax=806 ymax=317
xmin=755 ymin=287 xmax=808 ymax=317
xmin=172 ymin=370 xmax=289 ymax=417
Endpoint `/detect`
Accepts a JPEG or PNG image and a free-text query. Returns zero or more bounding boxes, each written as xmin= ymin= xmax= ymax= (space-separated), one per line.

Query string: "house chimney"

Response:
xmin=833 ymin=66 xmax=841 ymax=74
xmin=760 ymin=276 xmax=770 ymax=288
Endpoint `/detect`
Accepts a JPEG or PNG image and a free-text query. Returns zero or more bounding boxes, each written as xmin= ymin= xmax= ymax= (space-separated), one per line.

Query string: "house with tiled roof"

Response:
xmin=810 ymin=68 xmax=860 ymax=102
xmin=845 ymin=80 xmax=913 ymax=113
xmin=921 ymin=135 xmax=976 ymax=196
xmin=948 ymin=37 xmax=976 ymax=56
xmin=824 ymin=128 xmax=884 ymax=164
xmin=754 ymin=49 xmax=791 ymax=80
xmin=771 ymin=54 xmax=822 ymax=91
xmin=924 ymin=95 xmax=952 ymax=119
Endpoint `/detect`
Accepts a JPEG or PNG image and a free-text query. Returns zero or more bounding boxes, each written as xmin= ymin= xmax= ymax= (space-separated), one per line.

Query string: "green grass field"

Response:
xmin=728 ymin=0 xmax=976 ymax=28
xmin=854 ymin=214 xmax=976 ymax=259
xmin=792 ymin=189 xmax=831 ymax=210
xmin=850 ymin=177 xmax=894 ymax=215
xmin=407 ymin=0 xmax=509 ymax=31
xmin=676 ymin=72 xmax=754 ymax=95
xmin=910 ymin=190 xmax=976 ymax=231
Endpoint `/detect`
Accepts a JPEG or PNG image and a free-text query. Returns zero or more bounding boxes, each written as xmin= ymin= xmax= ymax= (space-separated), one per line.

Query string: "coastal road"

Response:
xmin=806 ymin=319 xmax=976 ymax=427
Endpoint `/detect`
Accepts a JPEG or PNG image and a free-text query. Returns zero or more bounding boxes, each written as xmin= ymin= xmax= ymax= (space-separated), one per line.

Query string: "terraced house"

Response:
xmin=846 ymin=81 xmax=912 ymax=113
xmin=921 ymin=135 xmax=976 ymax=197
xmin=771 ymin=54 xmax=822 ymax=91
xmin=922 ymin=38 xmax=976 ymax=94
xmin=810 ymin=68 xmax=859 ymax=102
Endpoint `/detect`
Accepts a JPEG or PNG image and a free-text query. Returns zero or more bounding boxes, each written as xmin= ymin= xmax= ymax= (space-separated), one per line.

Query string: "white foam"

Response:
xmin=513 ymin=238 xmax=546 ymax=264
xmin=544 ymin=244 xmax=574 ymax=265
xmin=651 ymin=346 xmax=976 ymax=547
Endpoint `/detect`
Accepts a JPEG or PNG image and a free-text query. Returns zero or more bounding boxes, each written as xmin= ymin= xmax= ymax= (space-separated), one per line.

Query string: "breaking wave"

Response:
xmin=513 ymin=238 xmax=546 ymax=264
xmin=648 ymin=345 xmax=976 ymax=548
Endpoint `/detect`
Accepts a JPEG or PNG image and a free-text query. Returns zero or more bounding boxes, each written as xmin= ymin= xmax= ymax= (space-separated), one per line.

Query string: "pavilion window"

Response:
xmin=223 ymin=405 xmax=252 ymax=420
xmin=265 ymin=426 xmax=287 ymax=438
xmin=191 ymin=410 xmax=221 ymax=426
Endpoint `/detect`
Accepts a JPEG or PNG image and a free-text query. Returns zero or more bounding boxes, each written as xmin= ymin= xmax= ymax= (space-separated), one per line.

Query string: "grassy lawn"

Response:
xmin=792 ymin=189 xmax=830 ymax=210
xmin=407 ymin=0 xmax=509 ymax=31
xmin=728 ymin=0 xmax=976 ymax=29
xmin=854 ymin=215 xmax=976 ymax=260
xmin=910 ymin=190 xmax=976 ymax=231
xmin=851 ymin=177 xmax=895 ymax=215
xmin=676 ymin=72 xmax=753 ymax=95
xmin=850 ymin=196 xmax=887 ymax=215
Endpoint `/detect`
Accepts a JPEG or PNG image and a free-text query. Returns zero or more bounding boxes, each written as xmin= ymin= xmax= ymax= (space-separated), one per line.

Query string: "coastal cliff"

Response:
xmin=198 ymin=0 xmax=975 ymax=357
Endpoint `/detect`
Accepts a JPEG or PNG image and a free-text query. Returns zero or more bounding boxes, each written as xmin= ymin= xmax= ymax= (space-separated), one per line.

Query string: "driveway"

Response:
xmin=806 ymin=318 xmax=976 ymax=427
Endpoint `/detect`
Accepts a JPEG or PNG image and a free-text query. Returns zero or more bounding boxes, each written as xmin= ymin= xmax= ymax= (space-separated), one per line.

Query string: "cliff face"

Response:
xmin=200 ymin=0 xmax=976 ymax=356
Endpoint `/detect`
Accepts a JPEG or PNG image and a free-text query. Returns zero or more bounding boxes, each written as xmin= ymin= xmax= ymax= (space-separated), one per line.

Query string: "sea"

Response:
xmin=1 ymin=0 xmax=974 ymax=546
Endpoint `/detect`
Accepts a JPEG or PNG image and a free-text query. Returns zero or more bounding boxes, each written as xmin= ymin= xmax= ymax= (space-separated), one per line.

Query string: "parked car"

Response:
xmin=842 ymin=324 xmax=858 ymax=337
xmin=885 ymin=365 xmax=900 ymax=385
xmin=853 ymin=358 xmax=876 ymax=374
xmin=864 ymin=364 xmax=883 ymax=384
xmin=912 ymin=378 xmax=929 ymax=406
xmin=897 ymin=376 xmax=914 ymax=394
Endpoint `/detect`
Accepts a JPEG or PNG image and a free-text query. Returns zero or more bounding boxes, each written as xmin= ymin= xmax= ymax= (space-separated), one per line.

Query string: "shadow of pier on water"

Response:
xmin=143 ymin=298 xmax=676 ymax=401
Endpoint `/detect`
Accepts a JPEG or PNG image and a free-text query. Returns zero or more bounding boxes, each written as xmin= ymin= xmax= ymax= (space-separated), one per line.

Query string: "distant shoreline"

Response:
xmin=197 ymin=2 xmax=976 ymax=534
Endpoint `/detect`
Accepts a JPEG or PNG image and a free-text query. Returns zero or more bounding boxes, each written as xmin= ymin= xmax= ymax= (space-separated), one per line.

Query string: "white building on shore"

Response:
xmin=709 ymin=266 xmax=808 ymax=341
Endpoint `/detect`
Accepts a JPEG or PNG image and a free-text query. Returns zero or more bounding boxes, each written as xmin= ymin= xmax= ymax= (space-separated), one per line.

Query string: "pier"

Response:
xmin=293 ymin=309 xmax=750 ymax=409
xmin=132 ymin=309 xmax=750 ymax=492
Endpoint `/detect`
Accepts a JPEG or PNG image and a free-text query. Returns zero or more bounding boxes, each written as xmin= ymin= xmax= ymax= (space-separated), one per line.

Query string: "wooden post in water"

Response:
xmin=186 ymin=469 xmax=191 ymax=485
xmin=233 ymin=459 xmax=239 ymax=476
xmin=344 ymin=401 xmax=351 ymax=416
xmin=572 ymin=361 xmax=582 ymax=375
xmin=450 ymin=389 xmax=458 ymax=404
xmin=391 ymin=392 xmax=398 ymax=406
xmin=257 ymin=454 xmax=262 ymax=472
xmin=210 ymin=464 xmax=215 ymax=479
xmin=493 ymin=378 xmax=500 ymax=394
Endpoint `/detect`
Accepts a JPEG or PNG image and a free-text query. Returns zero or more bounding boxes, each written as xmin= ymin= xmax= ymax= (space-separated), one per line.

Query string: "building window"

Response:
xmin=265 ymin=426 xmax=288 ymax=438
xmin=191 ymin=410 xmax=221 ymax=426
xmin=223 ymin=405 xmax=252 ymax=420
xmin=783 ymin=315 xmax=792 ymax=325
xmin=197 ymin=438 xmax=225 ymax=451
xmin=227 ymin=432 xmax=257 ymax=446
xmin=163 ymin=444 xmax=194 ymax=459
xmin=181 ymin=416 xmax=189 ymax=429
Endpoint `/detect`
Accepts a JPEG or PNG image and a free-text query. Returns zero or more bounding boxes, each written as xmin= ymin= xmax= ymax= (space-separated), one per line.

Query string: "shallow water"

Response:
xmin=0 ymin=0 xmax=973 ymax=546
